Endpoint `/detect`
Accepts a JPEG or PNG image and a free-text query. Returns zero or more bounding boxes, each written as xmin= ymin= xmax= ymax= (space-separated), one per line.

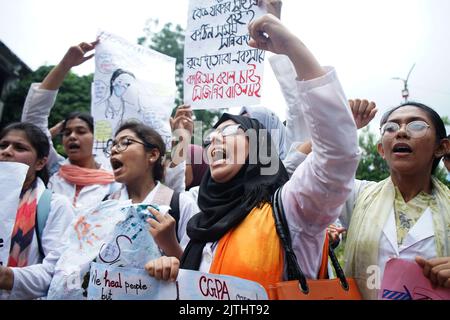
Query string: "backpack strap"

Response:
xmin=35 ymin=189 xmax=52 ymax=258
xmin=169 ymin=191 xmax=181 ymax=242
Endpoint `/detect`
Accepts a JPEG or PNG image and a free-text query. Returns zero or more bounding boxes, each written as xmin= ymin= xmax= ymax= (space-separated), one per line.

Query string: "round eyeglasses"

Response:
xmin=380 ymin=120 xmax=430 ymax=139
xmin=104 ymin=137 xmax=156 ymax=157
xmin=203 ymin=124 xmax=244 ymax=148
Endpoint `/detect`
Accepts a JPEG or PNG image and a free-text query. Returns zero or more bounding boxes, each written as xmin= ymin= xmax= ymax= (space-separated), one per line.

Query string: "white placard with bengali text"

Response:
xmin=184 ymin=0 xmax=266 ymax=110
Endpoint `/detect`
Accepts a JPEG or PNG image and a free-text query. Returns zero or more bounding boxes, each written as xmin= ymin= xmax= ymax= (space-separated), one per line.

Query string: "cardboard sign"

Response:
xmin=92 ymin=31 xmax=176 ymax=164
xmin=87 ymin=264 xmax=268 ymax=300
xmin=380 ymin=258 xmax=450 ymax=300
xmin=184 ymin=0 xmax=266 ymax=109
xmin=0 ymin=162 xmax=29 ymax=267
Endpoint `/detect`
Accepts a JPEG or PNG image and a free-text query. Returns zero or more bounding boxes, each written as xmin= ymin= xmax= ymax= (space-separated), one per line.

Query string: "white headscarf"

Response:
xmin=240 ymin=106 xmax=287 ymax=160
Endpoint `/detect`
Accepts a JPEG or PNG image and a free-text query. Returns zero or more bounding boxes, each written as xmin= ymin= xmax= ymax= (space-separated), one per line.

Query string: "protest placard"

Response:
xmin=91 ymin=31 xmax=176 ymax=164
xmin=380 ymin=258 xmax=450 ymax=300
xmin=0 ymin=162 xmax=29 ymax=267
xmin=87 ymin=264 xmax=268 ymax=300
xmin=47 ymin=202 xmax=163 ymax=300
xmin=87 ymin=262 xmax=176 ymax=300
xmin=176 ymin=269 xmax=268 ymax=300
xmin=184 ymin=0 xmax=266 ymax=110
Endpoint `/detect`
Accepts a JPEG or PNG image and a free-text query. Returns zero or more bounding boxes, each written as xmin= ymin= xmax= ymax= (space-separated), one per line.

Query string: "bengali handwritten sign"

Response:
xmin=184 ymin=0 xmax=266 ymax=109
xmin=91 ymin=31 xmax=177 ymax=164
xmin=380 ymin=258 xmax=450 ymax=300
xmin=87 ymin=265 xmax=268 ymax=300
xmin=0 ymin=162 xmax=29 ymax=268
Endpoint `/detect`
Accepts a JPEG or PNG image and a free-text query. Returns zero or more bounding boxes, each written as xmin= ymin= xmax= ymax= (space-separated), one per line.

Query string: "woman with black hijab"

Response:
xmin=145 ymin=14 xmax=360 ymax=291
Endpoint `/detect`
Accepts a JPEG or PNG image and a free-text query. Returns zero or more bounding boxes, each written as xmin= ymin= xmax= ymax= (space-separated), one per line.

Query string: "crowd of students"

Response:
xmin=0 ymin=0 xmax=449 ymax=300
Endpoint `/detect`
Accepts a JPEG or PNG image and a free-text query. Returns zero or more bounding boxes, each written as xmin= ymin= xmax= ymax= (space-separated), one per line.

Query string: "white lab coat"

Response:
xmin=340 ymin=179 xmax=440 ymax=298
xmin=378 ymin=207 xmax=437 ymax=283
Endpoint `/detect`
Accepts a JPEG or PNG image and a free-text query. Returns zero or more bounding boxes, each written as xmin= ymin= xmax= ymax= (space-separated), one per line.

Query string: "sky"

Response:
xmin=1 ymin=0 xmax=449 ymax=133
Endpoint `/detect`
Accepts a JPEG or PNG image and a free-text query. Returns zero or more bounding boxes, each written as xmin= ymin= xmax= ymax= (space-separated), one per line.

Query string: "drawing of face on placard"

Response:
xmin=97 ymin=53 xmax=118 ymax=74
xmin=94 ymin=80 xmax=108 ymax=104
xmin=111 ymin=69 xmax=135 ymax=98
xmin=104 ymin=69 xmax=137 ymax=124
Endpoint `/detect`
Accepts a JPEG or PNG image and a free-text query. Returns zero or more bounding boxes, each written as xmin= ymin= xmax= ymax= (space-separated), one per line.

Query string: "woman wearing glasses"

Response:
xmin=105 ymin=121 xmax=199 ymax=259
xmin=340 ymin=102 xmax=450 ymax=299
xmin=144 ymin=14 xmax=360 ymax=291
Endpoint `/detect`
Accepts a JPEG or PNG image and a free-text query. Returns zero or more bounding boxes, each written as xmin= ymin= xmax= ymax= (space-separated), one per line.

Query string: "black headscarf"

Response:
xmin=180 ymin=113 xmax=289 ymax=270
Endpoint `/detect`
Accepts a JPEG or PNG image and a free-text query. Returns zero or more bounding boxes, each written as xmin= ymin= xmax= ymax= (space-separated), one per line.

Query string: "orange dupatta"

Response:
xmin=209 ymin=203 xmax=284 ymax=293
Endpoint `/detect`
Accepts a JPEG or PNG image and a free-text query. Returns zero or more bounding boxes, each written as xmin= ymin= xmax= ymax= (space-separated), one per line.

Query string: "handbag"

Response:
xmin=268 ymin=186 xmax=362 ymax=300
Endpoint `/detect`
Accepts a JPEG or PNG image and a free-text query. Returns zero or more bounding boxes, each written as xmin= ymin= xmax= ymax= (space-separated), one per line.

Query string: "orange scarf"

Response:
xmin=8 ymin=182 xmax=38 ymax=267
xmin=59 ymin=164 xmax=115 ymax=187
xmin=209 ymin=203 xmax=284 ymax=293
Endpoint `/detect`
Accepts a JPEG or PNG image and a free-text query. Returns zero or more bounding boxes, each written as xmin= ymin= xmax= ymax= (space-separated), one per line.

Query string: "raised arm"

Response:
xmin=249 ymin=15 xmax=325 ymax=81
xmin=163 ymin=105 xmax=194 ymax=193
xmin=253 ymin=2 xmax=319 ymax=151
xmin=40 ymin=41 xmax=98 ymax=90
xmin=249 ymin=14 xmax=359 ymax=278
xmin=21 ymin=41 xmax=97 ymax=173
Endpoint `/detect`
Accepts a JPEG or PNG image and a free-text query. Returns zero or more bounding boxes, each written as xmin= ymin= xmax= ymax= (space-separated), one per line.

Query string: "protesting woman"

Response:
xmin=21 ymin=41 xmax=118 ymax=211
xmin=341 ymin=102 xmax=450 ymax=299
xmin=144 ymin=14 xmax=360 ymax=291
xmin=106 ymin=121 xmax=199 ymax=258
xmin=0 ymin=123 xmax=74 ymax=299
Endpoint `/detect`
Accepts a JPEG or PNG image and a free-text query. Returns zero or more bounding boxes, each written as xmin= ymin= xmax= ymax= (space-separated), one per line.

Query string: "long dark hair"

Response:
xmin=380 ymin=101 xmax=447 ymax=173
xmin=0 ymin=122 xmax=50 ymax=185
xmin=115 ymin=121 xmax=166 ymax=181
